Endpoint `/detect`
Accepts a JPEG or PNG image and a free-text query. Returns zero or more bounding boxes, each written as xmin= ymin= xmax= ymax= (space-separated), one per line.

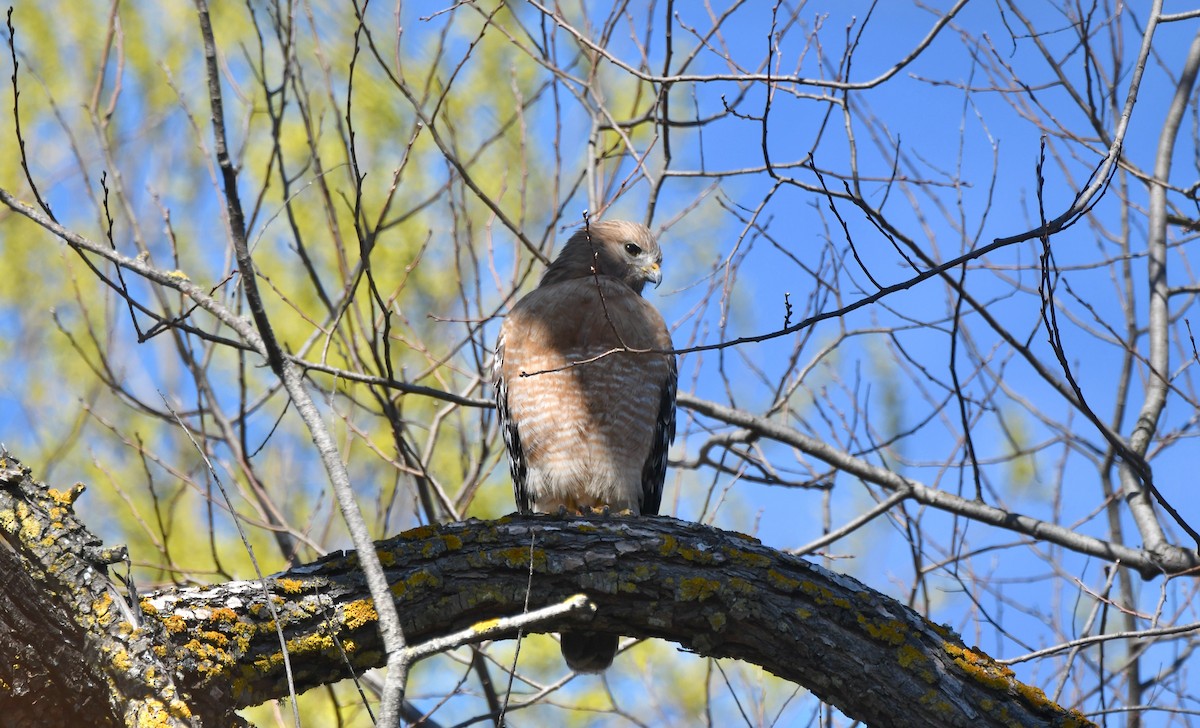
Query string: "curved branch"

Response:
xmin=145 ymin=516 xmax=1090 ymax=727
xmin=2 ymin=451 xmax=1096 ymax=727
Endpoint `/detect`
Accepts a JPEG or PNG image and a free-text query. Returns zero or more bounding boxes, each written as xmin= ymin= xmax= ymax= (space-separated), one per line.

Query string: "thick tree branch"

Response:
xmin=0 ymin=454 xmax=1092 ymax=727
xmin=0 ymin=455 xmax=213 ymax=727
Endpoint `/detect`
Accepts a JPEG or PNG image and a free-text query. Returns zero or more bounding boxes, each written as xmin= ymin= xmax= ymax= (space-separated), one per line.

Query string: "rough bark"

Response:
xmin=1 ymin=455 xmax=1094 ymax=727
xmin=0 ymin=455 xmax=221 ymax=726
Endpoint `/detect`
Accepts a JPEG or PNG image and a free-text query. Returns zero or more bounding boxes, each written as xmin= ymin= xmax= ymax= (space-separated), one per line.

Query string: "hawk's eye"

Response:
xmin=624 ymin=242 xmax=642 ymax=256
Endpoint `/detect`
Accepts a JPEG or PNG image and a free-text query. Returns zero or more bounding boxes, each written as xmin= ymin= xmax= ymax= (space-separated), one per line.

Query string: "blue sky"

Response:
xmin=3 ymin=1 xmax=1198 ymax=724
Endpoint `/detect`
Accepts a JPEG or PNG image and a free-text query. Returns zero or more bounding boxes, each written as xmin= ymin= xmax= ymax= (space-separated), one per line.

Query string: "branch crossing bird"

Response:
xmin=493 ymin=219 xmax=677 ymax=671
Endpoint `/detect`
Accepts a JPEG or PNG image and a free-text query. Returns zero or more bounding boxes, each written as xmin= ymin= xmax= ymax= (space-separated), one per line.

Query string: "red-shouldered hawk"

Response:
xmin=493 ymin=219 xmax=677 ymax=672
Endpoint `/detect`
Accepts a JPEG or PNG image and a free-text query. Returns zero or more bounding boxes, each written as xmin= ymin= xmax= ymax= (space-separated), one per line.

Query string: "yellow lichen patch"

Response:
xmin=421 ymin=533 xmax=464 ymax=558
xmin=208 ymin=607 xmax=238 ymax=623
xmin=277 ymin=578 xmax=304 ymax=594
xmin=897 ymin=644 xmax=938 ymax=686
xmin=795 ymin=607 xmax=812 ymax=619
xmin=678 ymin=576 xmax=721 ymax=601
xmin=1063 ymin=709 xmax=1094 ymax=728
xmin=496 ymin=546 xmax=547 ymax=570
xmin=928 ymin=620 xmax=954 ymax=638
xmin=198 ymin=630 xmax=229 ymax=647
xmin=343 ymin=599 xmax=378 ymax=630
xmin=253 ymin=651 xmax=285 ymax=673
xmin=721 ymin=546 xmax=771 ymax=568
xmin=799 ymin=580 xmax=852 ymax=609
xmin=707 ymin=612 xmax=727 ymax=631
xmin=132 ymin=698 xmax=193 ymax=725
xmin=1015 ymin=681 xmax=1054 ymax=711
xmin=658 ymin=534 xmax=678 ymax=557
xmin=725 ymin=530 xmax=762 ymax=544
xmin=917 ymin=689 xmax=956 ymax=717
xmin=94 ymin=592 xmax=113 ymax=621
xmin=897 ymin=643 xmax=924 ymax=669
xmin=139 ymin=599 xmax=159 ymax=616
xmin=183 ymin=639 xmax=235 ymax=674
xmin=767 ymin=569 xmax=801 ymax=591
xmin=11 ymin=503 xmax=42 ymax=542
xmin=859 ymin=614 xmax=907 ymax=646
xmin=161 ymin=615 xmax=187 ymax=634
xmin=231 ymin=625 xmax=254 ymax=653
xmin=402 ymin=524 xmax=440 ymax=541
xmin=656 ymin=535 xmax=719 ymax=564
xmin=286 ymin=631 xmax=337 ymax=656
xmin=727 ymin=577 xmax=756 ymax=595
xmin=944 ymin=642 xmax=1014 ymax=692
xmin=46 ymin=486 xmax=79 ymax=506
xmin=676 ymin=543 xmax=716 ymax=564
xmin=471 ymin=617 xmax=502 ymax=632
xmin=393 ymin=570 xmax=441 ymax=598
xmin=110 ymin=647 xmax=133 ymax=671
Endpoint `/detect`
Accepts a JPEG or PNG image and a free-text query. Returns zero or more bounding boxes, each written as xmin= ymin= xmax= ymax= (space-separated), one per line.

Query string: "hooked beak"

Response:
xmin=643 ymin=263 xmax=662 ymax=288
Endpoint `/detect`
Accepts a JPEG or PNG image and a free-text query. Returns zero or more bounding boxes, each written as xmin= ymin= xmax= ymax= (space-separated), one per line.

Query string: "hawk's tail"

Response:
xmin=560 ymin=631 xmax=618 ymax=672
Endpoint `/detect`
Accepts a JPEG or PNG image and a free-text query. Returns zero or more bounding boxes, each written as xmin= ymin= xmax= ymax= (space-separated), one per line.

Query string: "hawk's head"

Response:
xmin=542 ymin=219 xmax=663 ymax=295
